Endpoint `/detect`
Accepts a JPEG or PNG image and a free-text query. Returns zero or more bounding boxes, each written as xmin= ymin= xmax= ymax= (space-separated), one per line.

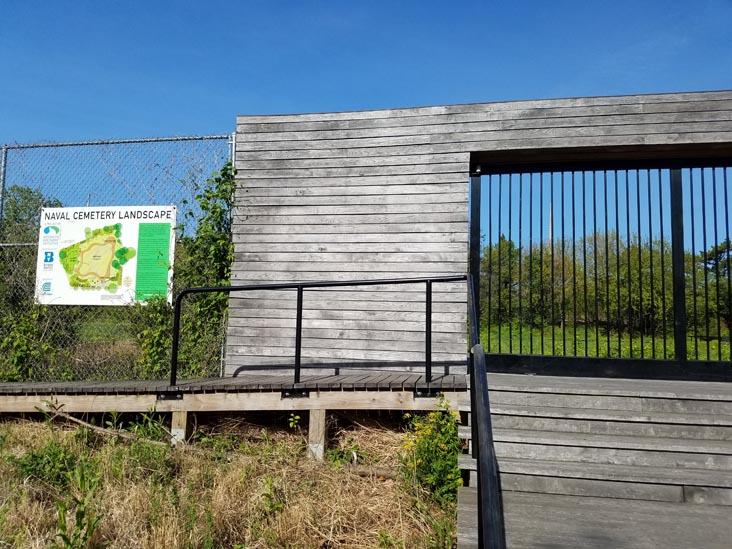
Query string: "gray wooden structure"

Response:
xmin=228 ymin=90 xmax=732 ymax=374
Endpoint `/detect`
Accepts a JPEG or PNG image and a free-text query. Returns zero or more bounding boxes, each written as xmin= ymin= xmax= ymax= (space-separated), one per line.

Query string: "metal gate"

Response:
xmin=470 ymin=160 xmax=732 ymax=380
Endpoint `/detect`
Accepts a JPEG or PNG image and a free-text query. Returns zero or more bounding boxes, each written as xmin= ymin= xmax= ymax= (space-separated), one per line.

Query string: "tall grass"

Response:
xmin=0 ymin=414 xmax=453 ymax=548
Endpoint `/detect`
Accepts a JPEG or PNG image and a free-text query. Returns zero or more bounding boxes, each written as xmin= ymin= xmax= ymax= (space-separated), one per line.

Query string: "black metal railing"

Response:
xmin=477 ymin=162 xmax=732 ymax=379
xmin=468 ymin=273 xmax=506 ymax=548
xmin=170 ymin=275 xmax=467 ymax=387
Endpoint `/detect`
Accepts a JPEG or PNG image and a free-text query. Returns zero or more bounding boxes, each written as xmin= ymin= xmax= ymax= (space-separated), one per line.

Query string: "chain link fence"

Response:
xmin=0 ymin=135 xmax=232 ymax=382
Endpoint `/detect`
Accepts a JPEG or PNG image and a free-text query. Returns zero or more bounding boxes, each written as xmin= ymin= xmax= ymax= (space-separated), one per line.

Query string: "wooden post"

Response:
xmin=171 ymin=411 xmax=189 ymax=445
xmin=308 ymin=409 xmax=326 ymax=460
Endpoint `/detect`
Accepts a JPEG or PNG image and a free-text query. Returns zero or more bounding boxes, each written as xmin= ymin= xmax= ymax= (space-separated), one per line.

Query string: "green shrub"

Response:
xmin=401 ymin=399 xmax=462 ymax=509
xmin=10 ymin=439 xmax=78 ymax=489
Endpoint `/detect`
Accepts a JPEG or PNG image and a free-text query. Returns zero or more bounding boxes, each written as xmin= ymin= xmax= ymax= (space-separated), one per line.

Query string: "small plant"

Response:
xmin=423 ymin=514 xmax=456 ymax=548
xmin=326 ymin=437 xmax=362 ymax=465
xmin=378 ymin=529 xmax=404 ymax=548
xmin=287 ymin=413 xmax=301 ymax=430
xmin=10 ymin=439 xmax=77 ymax=489
xmin=261 ymin=476 xmax=284 ymax=514
xmin=50 ymin=462 xmax=101 ymax=549
xmin=127 ymin=410 xmax=169 ymax=442
xmin=401 ymin=398 xmax=462 ymax=509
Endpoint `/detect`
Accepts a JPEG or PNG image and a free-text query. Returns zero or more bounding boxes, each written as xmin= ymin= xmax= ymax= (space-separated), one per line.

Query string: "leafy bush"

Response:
xmin=10 ymin=439 xmax=78 ymax=489
xmin=401 ymin=399 xmax=462 ymax=509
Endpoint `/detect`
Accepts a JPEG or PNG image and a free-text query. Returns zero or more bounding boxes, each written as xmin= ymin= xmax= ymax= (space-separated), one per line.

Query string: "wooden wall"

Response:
xmin=227 ymin=91 xmax=732 ymax=375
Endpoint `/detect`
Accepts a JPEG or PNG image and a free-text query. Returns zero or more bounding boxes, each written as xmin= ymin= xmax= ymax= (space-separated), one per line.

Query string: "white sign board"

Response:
xmin=35 ymin=206 xmax=176 ymax=306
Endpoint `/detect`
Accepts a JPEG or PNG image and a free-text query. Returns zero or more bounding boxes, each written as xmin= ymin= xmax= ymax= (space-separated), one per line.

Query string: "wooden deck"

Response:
xmin=0 ymin=369 xmax=466 ymax=414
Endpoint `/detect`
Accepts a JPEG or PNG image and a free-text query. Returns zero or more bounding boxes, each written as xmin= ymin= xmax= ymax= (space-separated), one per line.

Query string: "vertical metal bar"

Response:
xmin=487 ymin=175 xmax=493 ymax=352
xmin=508 ymin=174 xmax=513 ymax=353
xmin=615 ymin=171 xmax=622 ymax=356
xmin=470 ymin=173 xmax=482 ymax=327
xmin=561 ymin=172 xmax=566 ymax=354
xmin=701 ymin=168 xmax=711 ymax=359
xmin=604 ymin=171 xmax=611 ymax=356
xmin=551 ymin=173 xmax=556 ymax=355
xmin=572 ymin=171 xmax=577 ymax=356
xmin=660 ymin=169 xmax=668 ymax=359
xmin=529 ymin=173 xmax=534 ymax=355
xmin=0 ymin=146 xmax=7 ymax=238
xmin=626 ymin=170 xmax=633 ymax=358
xmin=593 ymin=170 xmax=599 ymax=356
xmin=518 ymin=173 xmax=524 ymax=354
xmin=497 ymin=175 xmax=502 ymax=353
xmin=425 ymin=280 xmax=432 ymax=383
xmin=690 ymin=170 xmax=699 ymax=359
xmin=170 ymin=291 xmax=186 ymax=387
xmin=670 ymin=168 xmax=687 ymax=362
xmin=712 ymin=168 xmax=722 ymax=361
xmin=540 ymin=173 xmax=545 ymax=354
xmin=637 ymin=170 xmax=644 ymax=358
xmin=294 ymin=286 xmax=304 ymax=383
xmin=725 ymin=168 xmax=732 ymax=362
xmin=648 ymin=170 xmax=656 ymax=358
xmin=582 ymin=172 xmax=595 ymax=356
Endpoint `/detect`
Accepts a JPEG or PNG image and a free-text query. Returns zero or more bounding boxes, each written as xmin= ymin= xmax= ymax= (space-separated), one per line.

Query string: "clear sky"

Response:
xmin=1 ymin=0 xmax=731 ymax=144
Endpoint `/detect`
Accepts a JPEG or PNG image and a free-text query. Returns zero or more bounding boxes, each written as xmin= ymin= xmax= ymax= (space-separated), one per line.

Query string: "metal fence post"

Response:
xmin=670 ymin=169 xmax=687 ymax=362
xmin=470 ymin=170 xmax=482 ymax=327
xmin=0 ymin=146 xmax=7 ymax=238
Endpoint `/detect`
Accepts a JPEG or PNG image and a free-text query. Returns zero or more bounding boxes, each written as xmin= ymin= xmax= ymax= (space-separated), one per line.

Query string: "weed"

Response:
xmin=127 ymin=410 xmax=169 ymax=442
xmin=326 ymin=437 xmax=362 ymax=465
xmin=287 ymin=413 xmax=300 ymax=430
xmin=424 ymin=514 xmax=456 ymax=548
xmin=378 ymin=529 xmax=404 ymax=548
xmin=50 ymin=463 xmax=100 ymax=549
xmin=10 ymin=439 xmax=77 ymax=489
xmin=261 ymin=476 xmax=284 ymax=514
xmin=401 ymin=399 xmax=462 ymax=509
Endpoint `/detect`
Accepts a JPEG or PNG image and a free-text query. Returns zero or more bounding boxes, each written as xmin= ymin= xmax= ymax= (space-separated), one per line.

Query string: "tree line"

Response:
xmin=480 ymin=232 xmax=732 ymax=340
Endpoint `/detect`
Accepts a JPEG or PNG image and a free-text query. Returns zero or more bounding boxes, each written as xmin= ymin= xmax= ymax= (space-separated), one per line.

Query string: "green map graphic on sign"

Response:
xmin=58 ymin=224 xmax=136 ymax=293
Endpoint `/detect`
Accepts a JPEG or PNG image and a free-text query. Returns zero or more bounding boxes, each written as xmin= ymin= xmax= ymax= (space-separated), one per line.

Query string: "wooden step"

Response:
xmin=487 ymin=373 xmax=732 ymax=401
xmin=498 ymin=457 xmax=732 ymax=489
xmin=491 ymin=407 xmax=732 ymax=439
xmin=495 ymin=440 xmax=732 ymax=470
xmin=502 ymin=491 xmax=732 ymax=548
xmin=492 ymin=428 xmax=732 ymax=455
xmin=489 ymin=390 xmax=732 ymax=416
xmin=459 ymin=455 xmax=732 ymax=504
xmin=457 ymin=487 xmax=479 ymax=549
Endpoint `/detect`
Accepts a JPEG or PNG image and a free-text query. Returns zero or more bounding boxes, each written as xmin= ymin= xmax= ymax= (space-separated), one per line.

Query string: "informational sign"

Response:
xmin=35 ymin=206 xmax=176 ymax=306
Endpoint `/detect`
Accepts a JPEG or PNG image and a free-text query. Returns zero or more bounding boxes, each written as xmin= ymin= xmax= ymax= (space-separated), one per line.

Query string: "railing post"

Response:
xmin=470 ymin=171 xmax=482 ymax=326
xmin=170 ymin=291 xmax=186 ymax=387
xmin=425 ymin=280 xmax=432 ymax=383
xmin=294 ymin=285 xmax=304 ymax=383
xmin=0 ymin=146 xmax=7 ymax=238
xmin=670 ymin=169 xmax=687 ymax=362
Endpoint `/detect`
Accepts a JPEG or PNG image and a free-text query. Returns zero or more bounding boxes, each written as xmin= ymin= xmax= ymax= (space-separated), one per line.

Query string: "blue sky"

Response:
xmin=1 ymin=0 xmax=731 ymax=144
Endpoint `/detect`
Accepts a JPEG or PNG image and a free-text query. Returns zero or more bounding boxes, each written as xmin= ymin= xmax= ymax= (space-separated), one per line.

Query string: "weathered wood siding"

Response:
xmin=227 ymin=91 xmax=732 ymax=374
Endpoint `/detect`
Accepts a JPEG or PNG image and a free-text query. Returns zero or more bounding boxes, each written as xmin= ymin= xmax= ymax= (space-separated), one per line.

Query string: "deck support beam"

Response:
xmin=171 ymin=410 xmax=189 ymax=445
xmin=308 ymin=408 xmax=326 ymax=460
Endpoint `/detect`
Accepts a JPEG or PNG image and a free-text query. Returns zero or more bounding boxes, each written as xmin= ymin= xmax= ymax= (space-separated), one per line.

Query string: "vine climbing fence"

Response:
xmin=0 ymin=135 xmax=232 ymax=382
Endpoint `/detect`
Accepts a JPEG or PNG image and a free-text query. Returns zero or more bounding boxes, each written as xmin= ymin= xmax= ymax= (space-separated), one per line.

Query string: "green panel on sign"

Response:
xmin=135 ymin=223 xmax=171 ymax=301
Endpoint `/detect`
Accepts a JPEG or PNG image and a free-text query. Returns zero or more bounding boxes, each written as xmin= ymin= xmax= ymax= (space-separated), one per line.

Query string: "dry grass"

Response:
xmin=0 ymin=413 xmax=455 ymax=548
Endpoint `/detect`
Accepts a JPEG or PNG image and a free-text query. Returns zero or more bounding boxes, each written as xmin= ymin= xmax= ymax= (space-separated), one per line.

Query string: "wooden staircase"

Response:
xmin=457 ymin=373 xmax=732 ymax=548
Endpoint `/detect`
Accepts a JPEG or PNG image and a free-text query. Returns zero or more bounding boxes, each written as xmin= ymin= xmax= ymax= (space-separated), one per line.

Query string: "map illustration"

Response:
xmin=58 ymin=224 xmax=136 ymax=293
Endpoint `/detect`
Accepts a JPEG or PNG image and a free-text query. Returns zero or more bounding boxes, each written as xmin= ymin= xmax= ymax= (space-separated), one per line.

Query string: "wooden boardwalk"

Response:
xmin=0 ymin=368 xmax=466 ymax=419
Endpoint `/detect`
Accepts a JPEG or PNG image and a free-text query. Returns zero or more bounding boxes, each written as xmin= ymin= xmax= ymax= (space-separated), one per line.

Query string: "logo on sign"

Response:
xmin=43 ymin=226 xmax=60 ymax=235
xmin=41 ymin=281 xmax=52 ymax=294
xmin=44 ymin=251 xmax=54 ymax=263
